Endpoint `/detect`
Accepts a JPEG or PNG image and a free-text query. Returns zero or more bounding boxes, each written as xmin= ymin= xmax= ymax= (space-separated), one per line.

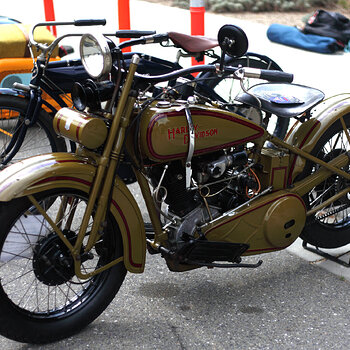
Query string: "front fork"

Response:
xmin=28 ymin=55 xmax=141 ymax=279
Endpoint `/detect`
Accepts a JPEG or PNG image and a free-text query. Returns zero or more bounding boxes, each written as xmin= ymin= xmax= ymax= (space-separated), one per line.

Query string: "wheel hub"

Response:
xmin=33 ymin=230 xmax=76 ymax=286
xmin=322 ymin=148 xmax=350 ymax=204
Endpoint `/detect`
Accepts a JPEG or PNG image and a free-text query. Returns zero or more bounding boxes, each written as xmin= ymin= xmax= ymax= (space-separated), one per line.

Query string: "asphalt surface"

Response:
xmin=2 ymin=0 xmax=350 ymax=349
xmin=1 ymin=250 xmax=350 ymax=349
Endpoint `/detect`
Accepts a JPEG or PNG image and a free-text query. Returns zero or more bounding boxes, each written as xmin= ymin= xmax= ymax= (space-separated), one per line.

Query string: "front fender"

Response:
xmin=285 ymin=93 xmax=350 ymax=183
xmin=0 ymin=153 xmax=146 ymax=273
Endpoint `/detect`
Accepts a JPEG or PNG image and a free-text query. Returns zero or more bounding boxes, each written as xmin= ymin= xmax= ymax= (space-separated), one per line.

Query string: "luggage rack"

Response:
xmin=302 ymin=240 xmax=350 ymax=268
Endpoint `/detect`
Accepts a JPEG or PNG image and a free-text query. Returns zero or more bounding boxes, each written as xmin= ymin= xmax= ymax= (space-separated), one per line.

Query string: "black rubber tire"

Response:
xmin=0 ymin=189 xmax=127 ymax=344
xmin=299 ymin=116 xmax=350 ymax=248
xmin=198 ymin=54 xmax=290 ymax=140
xmin=0 ymin=95 xmax=66 ymax=168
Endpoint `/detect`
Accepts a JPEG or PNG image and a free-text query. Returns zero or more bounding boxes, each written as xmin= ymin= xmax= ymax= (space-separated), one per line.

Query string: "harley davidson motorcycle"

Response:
xmin=0 ymin=24 xmax=349 ymax=344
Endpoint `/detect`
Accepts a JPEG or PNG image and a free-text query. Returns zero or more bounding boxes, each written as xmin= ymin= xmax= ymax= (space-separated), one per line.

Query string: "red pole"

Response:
xmin=190 ymin=0 xmax=205 ymax=66
xmin=43 ymin=0 xmax=57 ymax=36
xmin=118 ymin=0 xmax=131 ymax=52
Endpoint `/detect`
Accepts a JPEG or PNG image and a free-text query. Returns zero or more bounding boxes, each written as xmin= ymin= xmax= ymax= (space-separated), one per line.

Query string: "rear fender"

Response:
xmin=285 ymin=93 xmax=350 ymax=183
xmin=0 ymin=153 xmax=146 ymax=273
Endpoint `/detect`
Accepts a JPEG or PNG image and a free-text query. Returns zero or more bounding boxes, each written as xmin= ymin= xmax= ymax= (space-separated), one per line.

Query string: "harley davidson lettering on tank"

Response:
xmin=167 ymin=123 xmax=218 ymax=144
xmin=140 ymin=104 xmax=265 ymax=162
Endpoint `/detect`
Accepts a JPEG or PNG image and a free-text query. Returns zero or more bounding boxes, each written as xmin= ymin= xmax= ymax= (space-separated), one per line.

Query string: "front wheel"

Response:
xmin=0 ymin=95 xmax=66 ymax=168
xmin=0 ymin=189 xmax=126 ymax=343
xmin=300 ymin=116 xmax=350 ymax=248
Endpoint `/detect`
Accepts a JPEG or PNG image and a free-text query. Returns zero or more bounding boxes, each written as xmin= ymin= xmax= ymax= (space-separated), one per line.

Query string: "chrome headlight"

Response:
xmin=80 ymin=33 xmax=112 ymax=79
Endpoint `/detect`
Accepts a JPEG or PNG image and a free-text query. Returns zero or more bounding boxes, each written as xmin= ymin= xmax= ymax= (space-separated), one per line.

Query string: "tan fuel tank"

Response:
xmin=139 ymin=102 xmax=265 ymax=162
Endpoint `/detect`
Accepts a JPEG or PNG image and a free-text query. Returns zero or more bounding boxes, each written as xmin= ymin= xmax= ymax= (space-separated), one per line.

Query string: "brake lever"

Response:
xmin=235 ymin=67 xmax=262 ymax=108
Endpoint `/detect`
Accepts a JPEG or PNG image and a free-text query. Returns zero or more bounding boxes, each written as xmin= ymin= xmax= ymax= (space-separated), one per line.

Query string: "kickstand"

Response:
xmin=302 ymin=240 xmax=350 ymax=268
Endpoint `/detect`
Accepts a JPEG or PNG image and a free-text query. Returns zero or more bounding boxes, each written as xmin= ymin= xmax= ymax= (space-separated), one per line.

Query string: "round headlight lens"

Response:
xmin=80 ymin=33 xmax=112 ymax=79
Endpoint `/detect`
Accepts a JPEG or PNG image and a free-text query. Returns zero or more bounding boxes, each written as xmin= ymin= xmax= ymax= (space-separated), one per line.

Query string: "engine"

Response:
xmin=147 ymin=148 xmax=260 ymax=249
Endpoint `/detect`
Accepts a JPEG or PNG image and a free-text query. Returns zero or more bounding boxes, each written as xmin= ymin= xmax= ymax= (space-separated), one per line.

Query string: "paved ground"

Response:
xmin=2 ymin=1 xmax=350 ymax=349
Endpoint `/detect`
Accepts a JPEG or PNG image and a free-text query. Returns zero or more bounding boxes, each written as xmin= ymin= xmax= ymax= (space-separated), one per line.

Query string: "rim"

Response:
xmin=0 ymin=192 xmax=115 ymax=318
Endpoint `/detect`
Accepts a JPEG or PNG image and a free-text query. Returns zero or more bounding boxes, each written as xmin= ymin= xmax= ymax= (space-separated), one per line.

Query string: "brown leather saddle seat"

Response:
xmin=168 ymin=32 xmax=218 ymax=53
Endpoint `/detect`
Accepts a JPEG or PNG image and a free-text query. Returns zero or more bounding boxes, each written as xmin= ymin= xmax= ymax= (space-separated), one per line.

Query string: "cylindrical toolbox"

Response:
xmin=54 ymin=107 xmax=108 ymax=149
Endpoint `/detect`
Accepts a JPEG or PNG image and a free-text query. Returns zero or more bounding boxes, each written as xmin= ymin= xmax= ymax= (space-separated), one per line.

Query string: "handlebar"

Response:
xmin=29 ymin=19 xmax=107 ymax=54
xmin=118 ymin=33 xmax=169 ymax=50
xmin=135 ymin=64 xmax=293 ymax=85
xmin=29 ymin=19 xmax=159 ymax=61
xmin=74 ymin=19 xmax=106 ymax=26
xmin=260 ymin=70 xmax=293 ymax=83
xmin=136 ymin=64 xmax=217 ymax=84
xmin=238 ymin=67 xmax=293 ymax=83
xmin=115 ymin=34 xmax=293 ymax=84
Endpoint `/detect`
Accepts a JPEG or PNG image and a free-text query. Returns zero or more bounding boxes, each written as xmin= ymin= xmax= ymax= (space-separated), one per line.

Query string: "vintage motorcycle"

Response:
xmin=0 ymin=24 xmax=349 ymax=344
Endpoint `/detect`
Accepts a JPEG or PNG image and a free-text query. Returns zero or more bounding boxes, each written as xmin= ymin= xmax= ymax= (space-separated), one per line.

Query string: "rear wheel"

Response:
xmin=198 ymin=54 xmax=289 ymax=139
xmin=0 ymin=189 xmax=126 ymax=343
xmin=300 ymin=116 xmax=350 ymax=248
xmin=0 ymin=95 xmax=66 ymax=168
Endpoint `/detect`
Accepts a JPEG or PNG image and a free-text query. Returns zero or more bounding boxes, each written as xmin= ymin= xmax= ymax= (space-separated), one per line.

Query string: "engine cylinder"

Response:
xmin=150 ymin=161 xmax=197 ymax=217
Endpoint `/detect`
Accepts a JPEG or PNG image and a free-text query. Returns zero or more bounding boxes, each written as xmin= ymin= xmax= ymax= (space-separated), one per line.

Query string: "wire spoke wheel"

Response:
xmin=300 ymin=117 xmax=350 ymax=248
xmin=0 ymin=95 xmax=66 ymax=168
xmin=0 ymin=189 xmax=126 ymax=343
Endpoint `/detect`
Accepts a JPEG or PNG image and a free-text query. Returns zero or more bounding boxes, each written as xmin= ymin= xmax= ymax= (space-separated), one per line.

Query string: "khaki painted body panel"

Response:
xmin=202 ymin=190 xmax=306 ymax=254
xmin=285 ymin=93 xmax=350 ymax=183
xmin=139 ymin=103 xmax=265 ymax=162
xmin=54 ymin=108 xmax=108 ymax=149
xmin=256 ymin=148 xmax=290 ymax=190
xmin=0 ymin=153 xmax=146 ymax=273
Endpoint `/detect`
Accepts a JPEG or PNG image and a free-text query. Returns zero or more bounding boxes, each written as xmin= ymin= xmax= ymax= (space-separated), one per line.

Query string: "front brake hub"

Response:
xmin=33 ymin=230 xmax=77 ymax=286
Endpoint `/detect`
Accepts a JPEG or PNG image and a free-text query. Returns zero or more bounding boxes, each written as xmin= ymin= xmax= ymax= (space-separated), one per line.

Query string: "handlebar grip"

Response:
xmin=151 ymin=33 xmax=169 ymax=43
xmin=115 ymin=30 xmax=156 ymax=38
xmin=259 ymin=70 xmax=293 ymax=83
xmin=118 ymin=33 xmax=169 ymax=50
xmin=74 ymin=19 xmax=106 ymax=26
